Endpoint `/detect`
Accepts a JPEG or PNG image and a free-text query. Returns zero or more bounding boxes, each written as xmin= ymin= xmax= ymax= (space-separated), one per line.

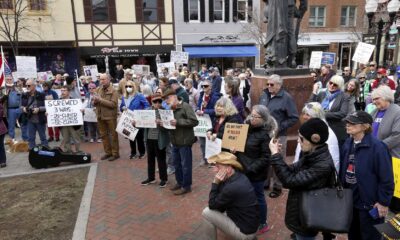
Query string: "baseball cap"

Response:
xmin=343 ymin=111 xmax=373 ymax=125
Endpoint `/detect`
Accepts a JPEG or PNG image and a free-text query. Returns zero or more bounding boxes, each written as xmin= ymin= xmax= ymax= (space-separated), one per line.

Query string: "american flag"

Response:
xmin=0 ymin=46 xmax=11 ymax=87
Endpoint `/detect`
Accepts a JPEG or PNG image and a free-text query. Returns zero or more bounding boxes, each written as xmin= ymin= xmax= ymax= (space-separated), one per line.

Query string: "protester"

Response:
xmin=59 ymin=86 xmax=81 ymax=153
xmin=3 ymin=76 xmax=23 ymax=142
xmin=118 ymin=69 xmax=133 ymax=96
xmin=344 ymin=79 xmax=360 ymax=114
xmin=371 ymin=68 xmax=396 ymax=90
xmin=169 ymin=79 xmax=189 ymax=103
xmin=259 ymin=74 xmax=299 ymax=198
xmin=93 ymin=73 xmax=119 ymax=161
xmin=162 ymin=89 xmax=198 ymax=195
xmin=269 ymin=118 xmax=335 ymax=240
xmin=342 ymin=66 xmax=352 ymax=83
xmin=184 ymin=78 xmax=199 ymax=111
xmin=366 ymin=61 xmax=377 ymax=80
xmin=43 ymin=81 xmax=60 ymax=142
xmin=66 ymin=76 xmax=81 ymax=99
xmin=0 ymin=103 xmax=7 ymax=168
xmin=319 ymin=65 xmax=335 ymax=88
xmin=340 ymin=111 xmax=394 ymax=239
xmin=84 ymin=83 xmax=100 ymax=143
xmin=235 ymin=105 xmax=277 ymax=235
xmin=238 ymin=73 xmax=250 ymax=109
xmin=224 ymin=78 xmax=245 ymax=121
xmin=310 ymin=70 xmax=322 ymax=97
xmin=140 ymin=84 xmax=153 ymax=105
xmin=115 ymin=64 xmax=125 ymax=81
xmin=120 ymin=81 xmax=150 ymax=159
xmin=355 ymin=72 xmax=371 ymax=111
xmin=209 ymin=67 xmax=222 ymax=94
xmin=202 ymin=152 xmax=259 ymax=240
xmin=188 ymin=71 xmax=200 ymax=89
xmin=198 ymin=64 xmax=209 ymax=80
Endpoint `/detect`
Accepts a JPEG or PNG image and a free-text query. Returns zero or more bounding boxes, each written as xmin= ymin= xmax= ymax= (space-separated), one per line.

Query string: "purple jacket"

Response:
xmin=231 ymin=95 xmax=245 ymax=122
xmin=0 ymin=104 xmax=8 ymax=135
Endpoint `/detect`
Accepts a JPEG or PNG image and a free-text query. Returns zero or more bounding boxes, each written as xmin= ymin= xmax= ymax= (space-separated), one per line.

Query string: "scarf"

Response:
xmin=321 ymin=90 xmax=341 ymax=110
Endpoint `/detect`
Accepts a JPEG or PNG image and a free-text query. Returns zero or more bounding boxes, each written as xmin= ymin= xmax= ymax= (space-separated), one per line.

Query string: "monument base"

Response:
xmin=253 ymin=67 xmax=310 ymax=77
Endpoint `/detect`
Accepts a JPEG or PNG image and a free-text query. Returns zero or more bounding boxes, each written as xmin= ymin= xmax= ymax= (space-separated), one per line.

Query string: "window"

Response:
xmin=0 ymin=0 xmax=13 ymax=9
xmin=237 ymin=0 xmax=247 ymax=21
xmin=143 ymin=0 xmax=158 ymax=22
xmin=309 ymin=6 xmax=326 ymax=27
xmin=213 ymin=0 xmax=223 ymax=21
xmin=189 ymin=0 xmax=200 ymax=21
xmin=29 ymin=0 xmax=46 ymax=11
xmin=341 ymin=6 xmax=356 ymax=27
xmin=92 ymin=0 xmax=108 ymax=21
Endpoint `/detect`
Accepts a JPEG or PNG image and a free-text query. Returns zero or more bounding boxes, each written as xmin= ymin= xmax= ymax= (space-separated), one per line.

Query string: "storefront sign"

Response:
xmin=388 ymin=25 xmax=399 ymax=49
xmin=200 ymin=35 xmax=240 ymax=43
xmin=80 ymin=46 xmax=175 ymax=58
xmin=352 ymin=42 xmax=375 ymax=64
xmin=362 ymin=34 xmax=377 ymax=45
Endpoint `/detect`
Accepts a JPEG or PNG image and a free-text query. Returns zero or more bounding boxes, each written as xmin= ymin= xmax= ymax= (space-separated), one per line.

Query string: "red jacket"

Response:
xmin=371 ymin=77 xmax=396 ymax=90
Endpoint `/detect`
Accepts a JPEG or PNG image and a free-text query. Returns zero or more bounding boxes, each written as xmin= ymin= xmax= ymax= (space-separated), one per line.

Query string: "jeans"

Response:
xmin=166 ymin=143 xmax=174 ymax=171
xmin=172 ymin=145 xmax=193 ymax=190
xmin=7 ymin=108 xmax=20 ymax=139
xmin=147 ymin=139 xmax=167 ymax=181
xmin=0 ymin=134 xmax=6 ymax=164
xmin=252 ymin=181 xmax=267 ymax=225
xmin=296 ymin=234 xmax=316 ymax=240
xmin=86 ymin=122 xmax=99 ymax=140
xmin=348 ymin=208 xmax=384 ymax=240
xmin=27 ymin=121 xmax=48 ymax=149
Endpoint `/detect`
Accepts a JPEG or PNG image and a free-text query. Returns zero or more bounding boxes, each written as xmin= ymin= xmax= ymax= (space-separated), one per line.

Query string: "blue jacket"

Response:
xmin=339 ymin=133 xmax=394 ymax=209
xmin=120 ymin=93 xmax=150 ymax=112
xmin=197 ymin=91 xmax=222 ymax=122
xmin=44 ymin=89 xmax=59 ymax=100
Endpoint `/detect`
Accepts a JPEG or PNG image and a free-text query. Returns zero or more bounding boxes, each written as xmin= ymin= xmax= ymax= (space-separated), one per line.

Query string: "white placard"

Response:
xmin=132 ymin=65 xmax=150 ymax=75
xmin=45 ymin=99 xmax=83 ymax=127
xmin=157 ymin=62 xmax=175 ymax=76
xmin=158 ymin=109 xmax=176 ymax=129
xmin=352 ymin=42 xmax=376 ymax=64
xmin=170 ymin=51 xmax=189 ymax=64
xmin=83 ymin=65 xmax=99 ymax=77
xmin=309 ymin=51 xmax=323 ymax=69
xmin=16 ymin=56 xmax=37 ymax=79
xmin=133 ymin=110 xmax=157 ymax=128
xmin=83 ymin=108 xmax=97 ymax=122
xmin=205 ymin=138 xmax=222 ymax=159
xmin=116 ymin=110 xmax=139 ymax=141
xmin=193 ymin=114 xmax=212 ymax=137
xmin=37 ymin=71 xmax=53 ymax=82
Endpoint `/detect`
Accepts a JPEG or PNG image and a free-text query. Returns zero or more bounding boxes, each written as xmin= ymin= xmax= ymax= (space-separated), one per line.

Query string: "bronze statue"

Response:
xmin=263 ymin=0 xmax=307 ymax=69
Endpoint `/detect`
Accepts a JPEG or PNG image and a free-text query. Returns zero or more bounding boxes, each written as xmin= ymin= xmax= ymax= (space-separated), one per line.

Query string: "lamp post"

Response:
xmin=365 ymin=0 xmax=380 ymax=63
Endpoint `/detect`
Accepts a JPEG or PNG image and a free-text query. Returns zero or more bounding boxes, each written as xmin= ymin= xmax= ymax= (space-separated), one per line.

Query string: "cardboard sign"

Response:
xmin=205 ymin=138 xmax=222 ymax=159
xmin=158 ymin=109 xmax=176 ymax=129
xmin=309 ymin=51 xmax=323 ymax=69
xmin=115 ymin=110 xmax=139 ymax=141
xmin=132 ymin=65 xmax=150 ymax=75
xmin=221 ymin=123 xmax=249 ymax=152
xmin=157 ymin=62 xmax=175 ymax=76
xmin=16 ymin=56 xmax=37 ymax=79
xmin=83 ymin=65 xmax=99 ymax=77
xmin=352 ymin=42 xmax=376 ymax=64
xmin=170 ymin=51 xmax=189 ymax=64
xmin=133 ymin=110 xmax=156 ymax=128
xmin=83 ymin=108 xmax=97 ymax=122
xmin=393 ymin=157 xmax=400 ymax=198
xmin=194 ymin=114 xmax=212 ymax=137
xmin=45 ymin=99 xmax=83 ymax=127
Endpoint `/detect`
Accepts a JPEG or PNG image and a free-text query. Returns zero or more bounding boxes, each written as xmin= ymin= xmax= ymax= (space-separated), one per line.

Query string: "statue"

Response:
xmin=263 ymin=0 xmax=307 ymax=69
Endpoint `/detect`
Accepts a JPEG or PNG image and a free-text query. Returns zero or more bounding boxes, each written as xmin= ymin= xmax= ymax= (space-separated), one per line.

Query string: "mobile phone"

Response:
xmin=369 ymin=207 xmax=380 ymax=220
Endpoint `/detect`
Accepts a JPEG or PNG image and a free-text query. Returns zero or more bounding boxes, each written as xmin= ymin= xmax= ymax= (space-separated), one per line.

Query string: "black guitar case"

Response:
xmin=29 ymin=145 xmax=91 ymax=169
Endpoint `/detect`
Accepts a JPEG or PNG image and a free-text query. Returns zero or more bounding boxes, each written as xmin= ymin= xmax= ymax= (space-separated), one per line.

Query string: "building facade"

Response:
xmin=174 ymin=0 xmax=261 ymax=73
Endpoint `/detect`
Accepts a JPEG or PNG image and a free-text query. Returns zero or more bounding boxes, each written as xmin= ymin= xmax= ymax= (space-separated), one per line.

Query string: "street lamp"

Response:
xmin=388 ymin=0 xmax=400 ymax=23
xmin=365 ymin=0 xmax=379 ymax=30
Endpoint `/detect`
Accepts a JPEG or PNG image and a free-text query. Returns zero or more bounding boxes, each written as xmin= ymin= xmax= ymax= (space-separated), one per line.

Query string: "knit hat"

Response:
xmin=299 ymin=118 xmax=329 ymax=145
xmin=207 ymin=152 xmax=243 ymax=171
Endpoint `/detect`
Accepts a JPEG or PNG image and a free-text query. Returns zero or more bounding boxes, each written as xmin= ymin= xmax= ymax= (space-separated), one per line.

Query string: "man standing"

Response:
xmin=93 ymin=73 xmax=119 ymax=161
xmin=20 ymin=79 xmax=48 ymax=149
xmin=208 ymin=68 xmax=222 ymax=94
xmin=3 ymin=76 xmax=23 ymax=142
xmin=366 ymin=61 xmax=377 ymax=80
xmin=202 ymin=152 xmax=259 ymax=239
xmin=259 ymin=74 xmax=298 ymax=198
xmin=169 ymin=79 xmax=189 ymax=103
xmin=59 ymin=86 xmax=81 ymax=153
xmin=342 ymin=66 xmax=352 ymax=83
xmin=163 ymin=89 xmax=198 ymax=195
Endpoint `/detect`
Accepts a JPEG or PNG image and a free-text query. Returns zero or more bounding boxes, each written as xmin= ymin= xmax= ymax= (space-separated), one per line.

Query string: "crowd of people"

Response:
xmin=1 ymin=61 xmax=400 ymax=240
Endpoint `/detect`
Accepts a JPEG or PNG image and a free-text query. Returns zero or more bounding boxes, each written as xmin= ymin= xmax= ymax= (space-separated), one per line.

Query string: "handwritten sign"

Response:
xmin=309 ymin=51 xmax=323 ymax=69
xmin=83 ymin=108 xmax=97 ymax=122
xmin=352 ymin=42 xmax=376 ymax=64
xmin=83 ymin=65 xmax=99 ymax=77
xmin=16 ymin=56 xmax=37 ymax=79
xmin=205 ymin=138 xmax=222 ymax=159
xmin=221 ymin=123 xmax=249 ymax=152
xmin=171 ymin=51 xmax=189 ymax=64
xmin=393 ymin=157 xmax=400 ymax=198
xmin=45 ymin=99 xmax=83 ymax=127
xmin=115 ymin=110 xmax=139 ymax=141
xmin=37 ymin=71 xmax=54 ymax=82
xmin=132 ymin=65 xmax=150 ymax=75
xmin=133 ymin=110 xmax=156 ymax=128
xmin=157 ymin=62 xmax=175 ymax=76
xmin=158 ymin=109 xmax=176 ymax=129
xmin=194 ymin=114 xmax=212 ymax=137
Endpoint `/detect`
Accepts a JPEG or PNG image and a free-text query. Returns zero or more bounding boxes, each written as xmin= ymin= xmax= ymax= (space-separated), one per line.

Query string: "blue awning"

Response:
xmin=184 ymin=46 xmax=258 ymax=58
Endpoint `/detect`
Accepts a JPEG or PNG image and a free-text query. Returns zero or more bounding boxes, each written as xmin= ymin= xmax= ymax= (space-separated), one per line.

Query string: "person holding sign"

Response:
xmin=83 ymin=83 xmax=100 ymax=143
xmin=120 ymin=81 xmax=150 ymax=159
xmin=43 ymin=81 xmax=60 ymax=142
xmin=162 ymin=89 xmax=199 ymax=195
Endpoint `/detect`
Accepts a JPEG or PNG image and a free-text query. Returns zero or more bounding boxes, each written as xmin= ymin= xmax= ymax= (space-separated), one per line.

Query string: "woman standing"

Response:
xmin=0 ymin=103 xmax=7 ymax=168
xmin=344 ymin=79 xmax=360 ymax=114
xmin=340 ymin=111 xmax=394 ymax=239
xmin=235 ymin=105 xmax=277 ymax=235
xmin=224 ymin=79 xmax=246 ymax=121
xmin=120 ymin=80 xmax=150 ymax=159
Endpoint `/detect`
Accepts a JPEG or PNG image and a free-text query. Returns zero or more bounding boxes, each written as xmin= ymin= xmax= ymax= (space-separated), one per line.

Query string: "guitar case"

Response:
xmin=29 ymin=145 xmax=91 ymax=169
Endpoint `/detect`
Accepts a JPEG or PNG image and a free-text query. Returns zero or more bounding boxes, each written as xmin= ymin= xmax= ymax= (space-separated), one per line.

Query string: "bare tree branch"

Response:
xmin=239 ymin=8 xmax=266 ymax=46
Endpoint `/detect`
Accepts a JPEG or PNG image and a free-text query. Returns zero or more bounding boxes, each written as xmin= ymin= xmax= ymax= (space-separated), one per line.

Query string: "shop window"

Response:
xmin=309 ymin=6 xmax=326 ymax=27
xmin=135 ymin=0 xmax=165 ymax=23
xmin=213 ymin=0 xmax=223 ymax=22
xmin=83 ymin=0 xmax=116 ymax=22
xmin=0 ymin=0 xmax=13 ymax=9
xmin=340 ymin=6 xmax=356 ymax=27
xmin=29 ymin=0 xmax=46 ymax=11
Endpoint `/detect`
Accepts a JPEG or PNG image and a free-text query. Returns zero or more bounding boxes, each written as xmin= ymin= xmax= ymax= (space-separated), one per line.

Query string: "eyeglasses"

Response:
xmin=359 ymin=77 xmax=365 ymax=79
xmin=152 ymin=99 xmax=162 ymax=104
xmin=201 ymin=85 xmax=210 ymax=88
xmin=329 ymin=82 xmax=338 ymax=87
xmin=125 ymin=86 xmax=133 ymax=88
xmin=250 ymin=115 xmax=262 ymax=119
xmin=266 ymin=83 xmax=274 ymax=87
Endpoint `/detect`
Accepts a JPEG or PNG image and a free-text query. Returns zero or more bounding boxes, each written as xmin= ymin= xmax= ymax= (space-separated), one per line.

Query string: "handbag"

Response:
xmin=299 ymin=167 xmax=353 ymax=233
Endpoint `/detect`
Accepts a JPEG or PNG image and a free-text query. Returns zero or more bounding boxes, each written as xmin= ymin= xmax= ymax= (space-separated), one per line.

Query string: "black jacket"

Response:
xmin=20 ymin=91 xmax=47 ymax=124
xmin=210 ymin=113 xmax=242 ymax=139
xmin=237 ymin=125 xmax=271 ymax=182
xmin=271 ymin=144 xmax=335 ymax=236
xmin=209 ymin=171 xmax=260 ymax=234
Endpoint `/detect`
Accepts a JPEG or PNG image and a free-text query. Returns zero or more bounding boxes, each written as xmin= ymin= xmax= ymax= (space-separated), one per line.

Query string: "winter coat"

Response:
xmin=95 ymin=84 xmax=118 ymax=121
xmin=20 ymin=90 xmax=47 ymax=124
xmin=197 ymin=91 xmax=222 ymax=122
xmin=120 ymin=93 xmax=150 ymax=112
xmin=209 ymin=113 xmax=242 ymax=139
xmin=169 ymin=101 xmax=199 ymax=146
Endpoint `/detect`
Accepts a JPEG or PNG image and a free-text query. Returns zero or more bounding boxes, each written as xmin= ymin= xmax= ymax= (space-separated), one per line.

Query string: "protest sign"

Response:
xmin=309 ymin=51 xmax=323 ymax=69
xmin=193 ymin=114 xmax=212 ymax=137
xmin=321 ymin=52 xmax=336 ymax=65
xmin=157 ymin=62 xmax=175 ymax=76
xmin=158 ymin=109 xmax=176 ymax=129
xmin=393 ymin=157 xmax=400 ymax=198
xmin=37 ymin=71 xmax=54 ymax=82
xmin=132 ymin=65 xmax=150 ymax=75
xmin=133 ymin=110 xmax=156 ymax=128
xmin=205 ymin=138 xmax=222 ymax=159
xmin=16 ymin=56 xmax=37 ymax=79
xmin=170 ymin=51 xmax=189 ymax=64
xmin=45 ymin=99 xmax=83 ymax=127
xmin=83 ymin=65 xmax=99 ymax=77
xmin=83 ymin=108 xmax=97 ymax=122
xmin=115 ymin=110 xmax=139 ymax=141
xmin=221 ymin=123 xmax=249 ymax=152
xmin=352 ymin=42 xmax=375 ymax=64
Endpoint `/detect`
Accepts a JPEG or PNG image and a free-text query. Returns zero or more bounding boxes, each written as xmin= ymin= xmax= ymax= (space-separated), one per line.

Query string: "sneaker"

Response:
xmin=257 ymin=223 xmax=270 ymax=235
xmin=138 ymin=154 xmax=145 ymax=159
xmin=159 ymin=180 xmax=168 ymax=188
xmin=141 ymin=179 xmax=156 ymax=186
xmin=97 ymin=139 xmax=102 ymax=143
xmin=89 ymin=139 xmax=94 ymax=143
xmin=129 ymin=154 xmax=138 ymax=159
xmin=167 ymin=167 xmax=175 ymax=175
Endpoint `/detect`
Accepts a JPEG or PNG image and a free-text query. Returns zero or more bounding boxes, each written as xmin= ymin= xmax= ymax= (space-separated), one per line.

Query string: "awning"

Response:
xmin=184 ymin=45 xmax=258 ymax=58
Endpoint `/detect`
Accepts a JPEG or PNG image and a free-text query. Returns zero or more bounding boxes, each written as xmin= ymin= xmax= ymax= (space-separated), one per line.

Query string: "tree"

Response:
xmin=239 ymin=8 xmax=266 ymax=47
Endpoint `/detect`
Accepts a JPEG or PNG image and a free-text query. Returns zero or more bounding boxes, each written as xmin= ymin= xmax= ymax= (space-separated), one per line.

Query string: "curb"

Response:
xmin=0 ymin=163 xmax=96 ymax=178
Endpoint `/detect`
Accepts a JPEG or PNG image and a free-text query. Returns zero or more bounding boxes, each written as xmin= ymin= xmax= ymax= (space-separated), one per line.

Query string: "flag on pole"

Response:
xmin=0 ymin=46 xmax=5 ymax=87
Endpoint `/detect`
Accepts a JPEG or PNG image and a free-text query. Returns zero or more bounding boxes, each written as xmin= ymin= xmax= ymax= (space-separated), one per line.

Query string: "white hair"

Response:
xmin=329 ymin=75 xmax=345 ymax=91
xmin=269 ymin=74 xmax=283 ymax=85
xmin=372 ymin=85 xmax=394 ymax=103
xmin=302 ymin=102 xmax=326 ymax=120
